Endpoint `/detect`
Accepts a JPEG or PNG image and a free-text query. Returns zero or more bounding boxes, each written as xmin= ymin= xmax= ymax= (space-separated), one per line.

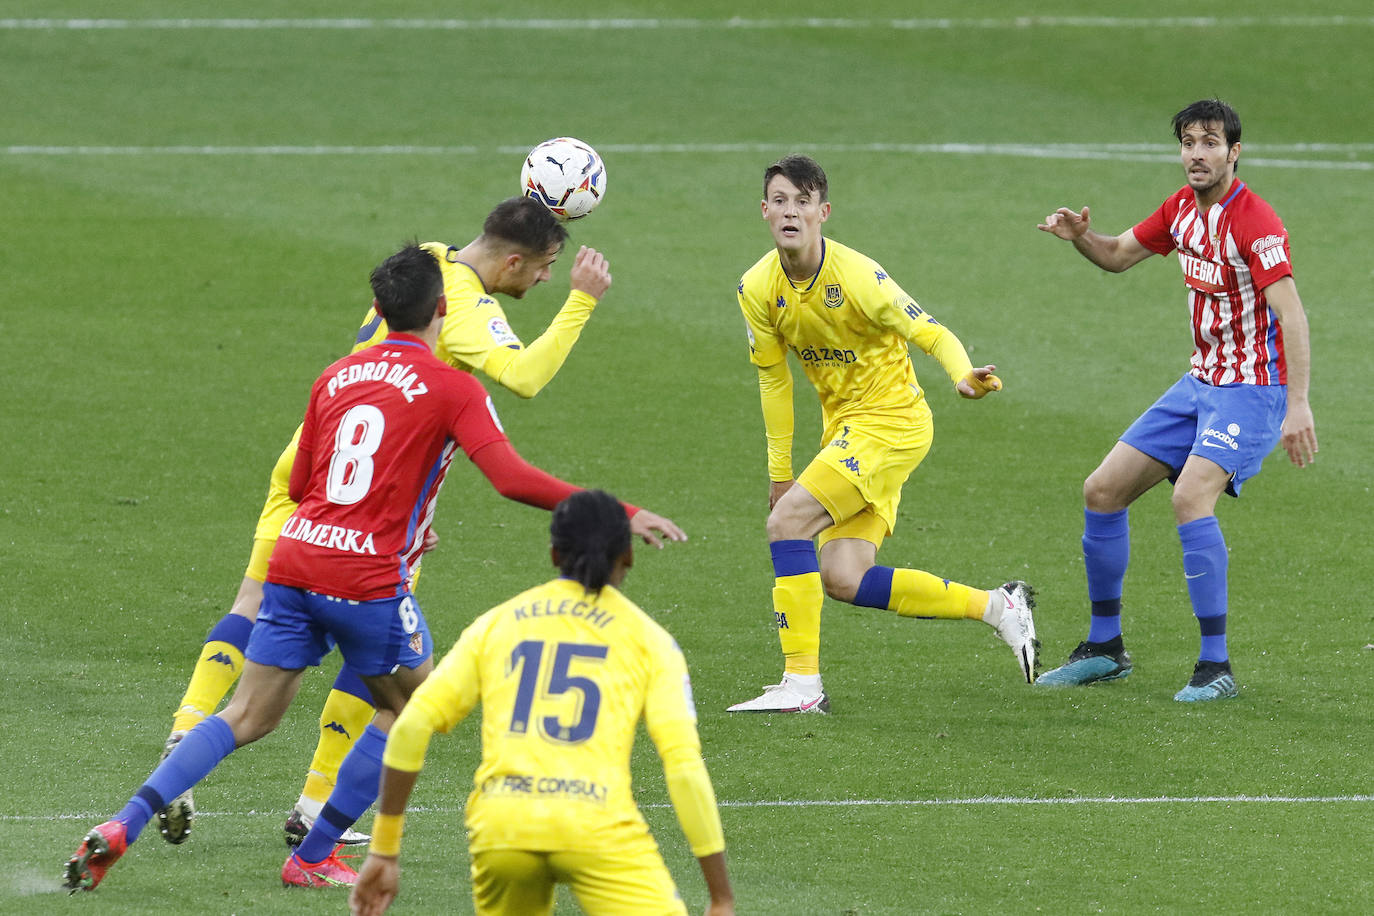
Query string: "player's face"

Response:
xmin=762 ymin=174 xmax=830 ymax=256
xmin=1179 ymin=121 xmax=1239 ymax=200
xmin=500 ymin=243 xmax=561 ymax=298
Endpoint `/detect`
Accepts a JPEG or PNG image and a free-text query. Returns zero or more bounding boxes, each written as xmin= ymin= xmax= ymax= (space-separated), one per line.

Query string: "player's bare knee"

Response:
xmin=820 ymin=565 xmax=860 ymax=603
xmin=1083 ymin=472 xmax=1125 ymax=513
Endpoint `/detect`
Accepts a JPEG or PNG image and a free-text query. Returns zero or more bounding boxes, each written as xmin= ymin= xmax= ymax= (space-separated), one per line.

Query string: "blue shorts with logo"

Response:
xmin=1120 ymin=372 xmax=1285 ymax=497
xmin=246 ymin=582 xmax=433 ymax=677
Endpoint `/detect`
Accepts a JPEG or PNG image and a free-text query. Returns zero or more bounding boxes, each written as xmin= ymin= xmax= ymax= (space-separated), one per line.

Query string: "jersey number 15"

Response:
xmin=508 ymin=640 xmax=609 ymax=744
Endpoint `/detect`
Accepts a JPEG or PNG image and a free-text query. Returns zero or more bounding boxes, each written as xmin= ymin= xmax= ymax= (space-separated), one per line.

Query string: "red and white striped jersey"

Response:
xmin=1133 ymin=179 xmax=1293 ymax=386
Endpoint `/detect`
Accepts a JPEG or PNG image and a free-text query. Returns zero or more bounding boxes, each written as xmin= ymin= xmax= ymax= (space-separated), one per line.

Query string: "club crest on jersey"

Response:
xmin=824 ymin=284 xmax=844 ymax=308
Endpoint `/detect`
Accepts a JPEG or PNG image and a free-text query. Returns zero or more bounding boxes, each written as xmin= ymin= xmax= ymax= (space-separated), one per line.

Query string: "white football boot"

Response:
xmin=727 ymin=673 xmax=830 ymax=713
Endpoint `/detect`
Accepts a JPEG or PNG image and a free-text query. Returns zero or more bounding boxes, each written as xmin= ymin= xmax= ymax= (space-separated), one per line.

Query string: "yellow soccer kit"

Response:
xmin=738 ymin=237 xmax=975 ymax=537
xmin=385 ymin=577 xmax=725 ymax=912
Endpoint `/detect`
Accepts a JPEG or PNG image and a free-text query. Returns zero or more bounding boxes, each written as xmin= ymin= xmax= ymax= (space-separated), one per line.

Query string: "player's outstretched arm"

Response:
xmin=1038 ymin=206 xmax=1152 ymax=273
xmin=484 ymin=246 xmax=611 ymax=398
xmin=629 ymin=508 xmax=687 ymax=549
xmin=568 ymin=245 xmax=612 ymax=299
xmin=956 ymin=365 xmax=1002 ymax=399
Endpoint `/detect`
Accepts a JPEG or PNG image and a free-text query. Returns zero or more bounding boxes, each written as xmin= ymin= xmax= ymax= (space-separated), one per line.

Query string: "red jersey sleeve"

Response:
xmin=1131 ymin=193 xmax=1180 ymax=256
xmin=288 ymin=383 xmax=321 ymax=504
xmin=467 ymin=439 xmax=580 ymax=510
xmin=1232 ymin=194 xmax=1294 ymax=290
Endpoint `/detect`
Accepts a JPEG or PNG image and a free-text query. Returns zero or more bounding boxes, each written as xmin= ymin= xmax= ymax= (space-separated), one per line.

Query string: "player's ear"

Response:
xmin=1228 ymin=141 xmax=1241 ymax=166
xmin=819 ymin=201 xmax=831 ymax=222
xmin=550 ymin=545 xmax=561 ymax=569
xmin=436 ymin=294 xmax=447 ymax=318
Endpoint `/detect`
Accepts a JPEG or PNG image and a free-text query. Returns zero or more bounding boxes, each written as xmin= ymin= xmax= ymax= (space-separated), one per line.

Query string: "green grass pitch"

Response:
xmin=2 ymin=1 xmax=1371 ymax=913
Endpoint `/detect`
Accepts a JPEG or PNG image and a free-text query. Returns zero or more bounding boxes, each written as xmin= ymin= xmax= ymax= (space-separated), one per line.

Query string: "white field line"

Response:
xmin=4 ymin=142 xmax=1371 ymax=171
xmin=5 ymin=794 xmax=1373 ymax=821
xmin=2 ymin=17 xmax=1372 ymax=30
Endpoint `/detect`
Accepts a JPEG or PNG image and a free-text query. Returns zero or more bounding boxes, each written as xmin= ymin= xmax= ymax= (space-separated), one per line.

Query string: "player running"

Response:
xmin=158 ymin=197 xmax=620 ymax=848
xmin=64 ymin=244 xmax=684 ymax=894
xmin=729 ymin=155 xmax=1037 ymax=714
xmin=1036 ymin=98 xmax=1316 ymax=701
xmin=349 ymin=490 xmax=734 ymax=916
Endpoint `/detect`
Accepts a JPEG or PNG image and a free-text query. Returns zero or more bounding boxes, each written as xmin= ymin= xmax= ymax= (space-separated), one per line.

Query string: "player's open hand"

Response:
xmin=1281 ymin=401 xmax=1318 ymax=467
xmin=630 ymin=508 xmax=687 ymax=548
xmin=349 ymin=854 xmax=399 ymax=916
xmin=419 ymin=528 xmax=439 ymax=555
xmin=769 ymin=479 xmax=795 ymax=509
xmin=569 ymin=245 xmax=612 ymax=299
xmin=1038 ymin=206 xmax=1091 ymax=240
xmin=957 ymin=366 xmax=1001 ymax=399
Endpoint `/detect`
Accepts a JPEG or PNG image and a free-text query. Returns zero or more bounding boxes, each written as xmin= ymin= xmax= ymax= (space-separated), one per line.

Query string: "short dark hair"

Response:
xmin=550 ymin=489 xmax=631 ymax=593
xmin=764 ymin=154 xmax=829 ymax=202
xmin=1172 ymin=98 xmax=1242 ymax=147
xmin=369 ymin=243 xmax=444 ymax=333
xmin=482 ymin=196 xmax=569 ymax=255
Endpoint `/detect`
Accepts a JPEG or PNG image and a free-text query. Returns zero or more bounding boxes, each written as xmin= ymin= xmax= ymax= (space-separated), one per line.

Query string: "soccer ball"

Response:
xmin=520 ymin=137 xmax=606 ymax=220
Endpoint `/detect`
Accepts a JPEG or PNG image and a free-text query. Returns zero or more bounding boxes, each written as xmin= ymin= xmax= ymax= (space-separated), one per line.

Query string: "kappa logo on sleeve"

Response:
xmin=487 ymin=317 xmax=520 ymax=347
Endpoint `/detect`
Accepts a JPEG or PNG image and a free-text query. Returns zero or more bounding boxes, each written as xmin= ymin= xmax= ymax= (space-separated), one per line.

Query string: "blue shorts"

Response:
xmin=246 ymin=582 xmax=433 ymax=677
xmin=1120 ymin=372 xmax=1286 ymax=497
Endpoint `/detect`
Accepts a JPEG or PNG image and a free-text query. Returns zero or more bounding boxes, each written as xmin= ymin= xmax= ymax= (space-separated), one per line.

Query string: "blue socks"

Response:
xmin=1083 ymin=508 xmax=1129 ymax=643
xmin=295 ymin=723 xmax=387 ymax=864
xmin=1179 ymin=516 xmax=1229 ymax=662
xmin=205 ymin=612 xmax=254 ymax=651
xmin=117 ymin=715 xmax=236 ymax=843
xmin=853 ymin=566 xmax=895 ymax=609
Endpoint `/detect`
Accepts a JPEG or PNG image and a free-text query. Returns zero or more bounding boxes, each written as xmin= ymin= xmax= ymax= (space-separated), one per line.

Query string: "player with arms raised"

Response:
xmin=729 ymin=155 xmax=1037 ymax=714
xmin=64 ymin=244 xmax=684 ymax=893
xmin=159 ymin=197 xmax=624 ymax=847
xmin=1036 ymin=98 xmax=1316 ymax=700
xmin=350 ymin=490 xmax=733 ymax=916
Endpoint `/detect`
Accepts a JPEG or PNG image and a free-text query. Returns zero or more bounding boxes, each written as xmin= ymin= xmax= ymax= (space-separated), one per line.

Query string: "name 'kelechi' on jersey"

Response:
xmin=1132 ymin=180 xmax=1294 ymax=387
xmin=268 ymin=333 xmax=508 ymax=602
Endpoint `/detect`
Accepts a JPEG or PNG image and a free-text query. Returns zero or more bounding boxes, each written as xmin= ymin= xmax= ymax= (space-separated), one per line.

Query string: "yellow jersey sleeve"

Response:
xmin=757 ymin=361 xmax=795 ymax=481
xmin=857 ymin=272 xmax=973 ymax=387
xmin=383 ymin=616 xmax=485 ymax=773
xmin=737 ymin=267 xmax=788 ymax=369
xmin=643 ymin=630 xmax=726 ymax=858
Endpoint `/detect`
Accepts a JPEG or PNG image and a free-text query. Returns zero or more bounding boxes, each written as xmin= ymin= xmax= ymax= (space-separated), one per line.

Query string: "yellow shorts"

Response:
xmin=470 ymin=847 xmax=686 ymax=916
xmin=798 ymin=408 xmax=933 ymax=549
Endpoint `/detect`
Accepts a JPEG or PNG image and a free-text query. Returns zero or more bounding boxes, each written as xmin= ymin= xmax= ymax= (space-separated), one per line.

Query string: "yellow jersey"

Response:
xmin=738 ymin=237 xmax=975 ymax=477
xmin=353 ymin=241 xmax=596 ymax=397
xmin=385 ymin=577 xmax=725 ymax=858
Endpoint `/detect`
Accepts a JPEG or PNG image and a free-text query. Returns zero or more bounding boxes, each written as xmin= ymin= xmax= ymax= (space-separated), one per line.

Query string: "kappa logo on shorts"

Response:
xmin=841 ymin=456 xmax=861 ymax=475
xmin=409 ymin=632 xmax=424 ymax=655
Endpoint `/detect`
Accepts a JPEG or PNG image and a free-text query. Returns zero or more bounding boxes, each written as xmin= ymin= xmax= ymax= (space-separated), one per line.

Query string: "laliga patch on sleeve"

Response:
xmin=487 ymin=317 xmax=520 ymax=348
